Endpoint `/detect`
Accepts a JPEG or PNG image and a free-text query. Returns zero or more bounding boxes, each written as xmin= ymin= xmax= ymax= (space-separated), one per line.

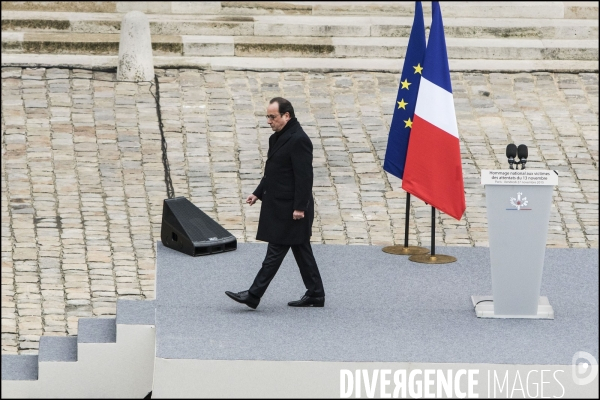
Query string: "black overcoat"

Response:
xmin=253 ymin=118 xmax=314 ymax=245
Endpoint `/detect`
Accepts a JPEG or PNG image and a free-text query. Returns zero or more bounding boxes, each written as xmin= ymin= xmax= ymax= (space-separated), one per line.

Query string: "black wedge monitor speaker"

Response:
xmin=161 ymin=197 xmax=237 ymax=256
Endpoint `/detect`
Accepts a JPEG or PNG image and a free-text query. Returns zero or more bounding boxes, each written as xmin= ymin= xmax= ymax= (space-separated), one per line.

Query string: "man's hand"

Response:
xmin=246 ymin=194 xmax=258 ymax=206
xmin=293 ymin=210 xmax=305 ymax=220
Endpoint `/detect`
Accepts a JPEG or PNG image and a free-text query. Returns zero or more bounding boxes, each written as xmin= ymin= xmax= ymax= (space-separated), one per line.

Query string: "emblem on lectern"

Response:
xmin=508 ymin=192 xmax=530 ymax=211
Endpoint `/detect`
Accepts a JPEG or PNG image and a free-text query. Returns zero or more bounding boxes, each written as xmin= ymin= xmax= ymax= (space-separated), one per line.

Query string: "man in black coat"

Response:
xmin=225 ymin=97 xmax=325 ymax=309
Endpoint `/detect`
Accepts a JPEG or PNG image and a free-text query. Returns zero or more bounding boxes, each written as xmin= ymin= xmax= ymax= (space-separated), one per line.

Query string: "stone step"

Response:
xmin=116 ymin=299 xmax=156 ymax=325
xmin=2 ymin=306 xmax=156 ymax=397
xmin=1 ymin=11 xmax=597 ymax=39
xmin=2 ymin=33 xmax=598 ymax=61
xmin=38 ymin=336 xmax=78 ymax=363
xmin=1 ymin=1 xmax=598 ymax=19
xmin=252 ymin=16 xmax=598 ymax=40
xmin=1 ymin=354 xmax=38 ymax=381
xmin=3 ymin=53 xmax=597 ymax=73
xmin=77 ymin=318 xmax=117 ymax=344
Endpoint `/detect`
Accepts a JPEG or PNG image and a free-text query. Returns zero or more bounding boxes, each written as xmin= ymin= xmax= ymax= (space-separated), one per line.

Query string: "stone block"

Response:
xmin=117 ymin=11 xmax=154 ymax=82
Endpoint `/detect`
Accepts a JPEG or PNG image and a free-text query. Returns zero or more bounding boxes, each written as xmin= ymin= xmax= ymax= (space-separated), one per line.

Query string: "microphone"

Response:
xmin=506 ymin=144 xmax=517 ymax=169
xmin=517 ymin=144 xmax=528 ymax=170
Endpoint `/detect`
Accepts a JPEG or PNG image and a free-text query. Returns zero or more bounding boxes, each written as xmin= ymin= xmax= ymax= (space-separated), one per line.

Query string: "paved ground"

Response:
xmin=1 ymin=67 xmax=598 ymax=354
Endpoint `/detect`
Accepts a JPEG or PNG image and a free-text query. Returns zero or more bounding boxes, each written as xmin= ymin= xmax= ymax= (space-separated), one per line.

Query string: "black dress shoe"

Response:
xmin=288 ymin=295 xmax=325 ymax=307
xmin=225 ymin=290 xmax=260 ymax=309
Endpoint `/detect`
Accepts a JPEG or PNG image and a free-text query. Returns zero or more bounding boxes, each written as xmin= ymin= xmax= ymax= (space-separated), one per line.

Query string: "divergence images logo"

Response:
xmin=572 ymin=351 xmax=598 ymax=386
xmin=507 ymin=192 xmax=531 ymax=211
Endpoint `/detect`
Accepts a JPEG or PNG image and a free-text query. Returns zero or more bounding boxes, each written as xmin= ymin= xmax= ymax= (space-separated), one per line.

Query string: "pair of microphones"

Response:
xmin=506 ymin=144 xmax=528 ymax=170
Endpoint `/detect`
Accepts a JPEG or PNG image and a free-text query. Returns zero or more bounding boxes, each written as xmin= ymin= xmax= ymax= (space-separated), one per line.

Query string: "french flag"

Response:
xmin=402 ymin=1 xmax=466 ymax=220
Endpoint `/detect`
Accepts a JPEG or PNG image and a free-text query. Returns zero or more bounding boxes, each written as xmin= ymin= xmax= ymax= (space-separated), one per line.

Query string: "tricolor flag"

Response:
xmin=383 ymin=1 xmax=426 ymax=180
xmin=402 ymin=1 xmax=466 ymax=220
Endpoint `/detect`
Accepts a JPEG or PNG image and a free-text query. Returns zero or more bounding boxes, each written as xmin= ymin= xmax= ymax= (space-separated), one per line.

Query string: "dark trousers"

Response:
xmin=249 ymin=242 xmax=325 ymax=298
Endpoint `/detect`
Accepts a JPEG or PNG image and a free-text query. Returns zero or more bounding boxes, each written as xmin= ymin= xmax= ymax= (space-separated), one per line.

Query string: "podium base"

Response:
xmin=471 ymin=295 xmax=554 ymax=319
xmin=382 ymin=245 xmax=429 ymax=255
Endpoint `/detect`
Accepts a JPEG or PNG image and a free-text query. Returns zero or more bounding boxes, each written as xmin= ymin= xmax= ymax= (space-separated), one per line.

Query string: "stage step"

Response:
xmin=116 ymin=297 xmax=157 ymax=325
xmin=1 ymin=300 xmax=156 ymax=398
xmin=1 ymin=355 xmax=38 ymax=381
xmin=2 ymin=12 xmax=597 ymax=40
xmin=2 ymin=33 xmax=597 ymax=61
xmin=39 ymin=336 xmax=78 ymax=362
xmin=1 ymin=1 xmax=598 ymax=19
xmin=77 ymin=317 xmax=117 ymax=343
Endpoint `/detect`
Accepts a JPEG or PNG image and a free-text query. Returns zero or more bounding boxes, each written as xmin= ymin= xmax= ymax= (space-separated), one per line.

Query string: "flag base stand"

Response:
xmin=409 ymin=254 xmax=456 ymax=264
xmin=408 ymin=207 xmax=457 ymax=264
xmin=382 ymin=245 xmax=429 ymax=255
xmin=382 ymin=194 xmax=429 ymax=256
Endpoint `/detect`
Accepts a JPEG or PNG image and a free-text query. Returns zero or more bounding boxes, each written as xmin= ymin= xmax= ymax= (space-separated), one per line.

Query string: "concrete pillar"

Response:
xmin=117 ymin=11 xmax=154 ymax=82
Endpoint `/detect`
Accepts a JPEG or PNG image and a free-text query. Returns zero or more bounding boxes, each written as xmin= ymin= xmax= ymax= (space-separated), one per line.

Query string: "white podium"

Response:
xmin=472 ymin=170 xmax=558 ymax=319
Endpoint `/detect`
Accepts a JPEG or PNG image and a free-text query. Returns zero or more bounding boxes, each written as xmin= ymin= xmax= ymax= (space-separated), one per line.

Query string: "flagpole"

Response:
xmin=409 ymin=206 xmax=456 ymax=264
xmin=382 ymin=192 xmax=429 ymax=256
xmin=404 ymin=193 xmax=411 ymax=248
xmin=431 ymin=206 xmax=435 ymax=256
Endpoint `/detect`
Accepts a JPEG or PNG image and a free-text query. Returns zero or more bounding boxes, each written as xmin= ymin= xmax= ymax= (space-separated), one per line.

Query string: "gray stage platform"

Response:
xmin=156 ymin=242 xmax=598 ymax=365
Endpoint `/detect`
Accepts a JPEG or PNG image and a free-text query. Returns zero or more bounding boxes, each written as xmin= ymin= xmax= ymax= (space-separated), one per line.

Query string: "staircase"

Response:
xmin=1 ymin=299 xmax=156 ymax=398
xmin=1 ymin=1 xmax=598 ymax=72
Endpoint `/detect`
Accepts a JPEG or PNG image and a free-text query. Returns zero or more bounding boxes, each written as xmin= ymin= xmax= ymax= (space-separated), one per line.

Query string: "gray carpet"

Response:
xmin=155 ymin=242 xmax=598 ymax=365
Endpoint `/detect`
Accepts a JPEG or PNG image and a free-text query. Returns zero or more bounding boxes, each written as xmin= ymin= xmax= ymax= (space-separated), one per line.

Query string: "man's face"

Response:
xmin=267 ymin=102 xmax=290 ymax=132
